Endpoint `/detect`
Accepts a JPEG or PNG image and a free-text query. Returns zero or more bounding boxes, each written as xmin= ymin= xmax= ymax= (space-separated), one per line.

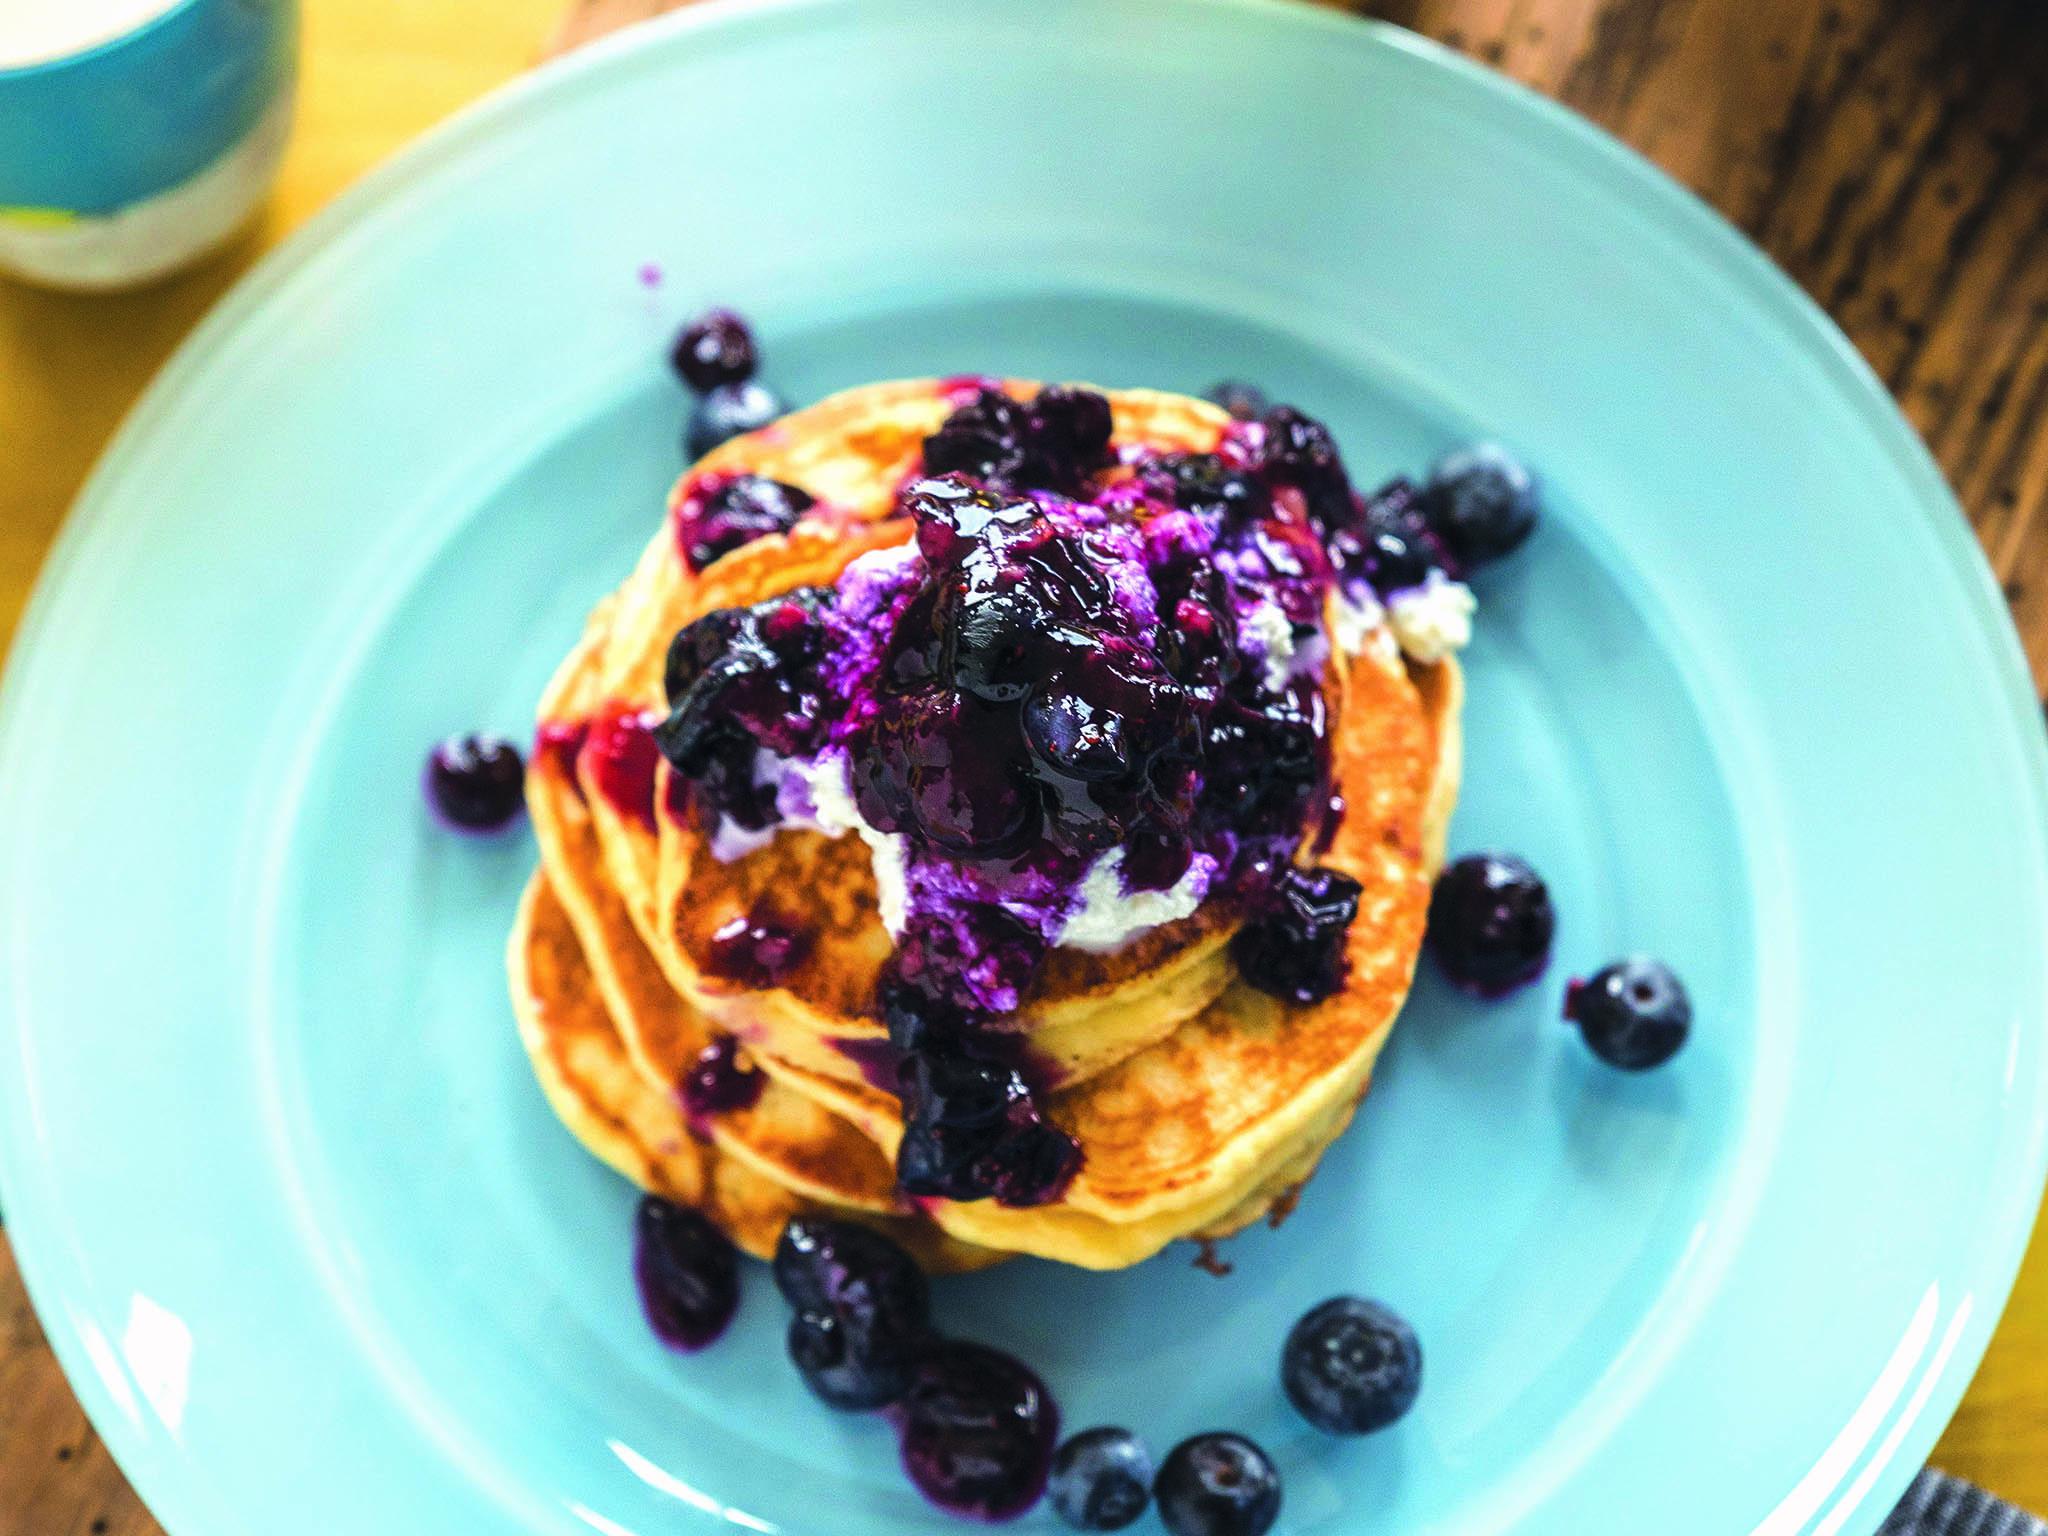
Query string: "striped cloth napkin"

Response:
xmin=1886 ymin=1472 xmax=2046 ymax=1536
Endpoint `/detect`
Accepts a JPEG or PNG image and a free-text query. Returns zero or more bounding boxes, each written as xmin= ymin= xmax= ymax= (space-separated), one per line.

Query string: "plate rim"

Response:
xmin=2 ymin=2 xmax=2045 ymax=1532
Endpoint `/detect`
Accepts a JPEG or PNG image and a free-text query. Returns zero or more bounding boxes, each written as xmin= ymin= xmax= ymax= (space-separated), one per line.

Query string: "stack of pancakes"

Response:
xmin=508 ymin=381 xmax=1462 ymax=1272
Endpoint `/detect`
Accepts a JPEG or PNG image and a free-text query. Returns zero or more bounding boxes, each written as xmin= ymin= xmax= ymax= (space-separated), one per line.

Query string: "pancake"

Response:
xmin=516 ymin=374 xmax=1467 ymax=1271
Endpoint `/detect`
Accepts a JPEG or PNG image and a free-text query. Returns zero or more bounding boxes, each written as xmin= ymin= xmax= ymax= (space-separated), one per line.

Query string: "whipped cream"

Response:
xmin=1386 ymin=571 xmax=1476 ymax=662
xmin=1238 ymin=599 xmax=1298 ymax=691
xmin=1055 ymin=848 xmax=1214 ymax=953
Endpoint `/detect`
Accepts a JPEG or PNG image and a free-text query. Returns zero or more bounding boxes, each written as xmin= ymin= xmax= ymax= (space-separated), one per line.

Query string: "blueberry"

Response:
xmin=1204 ymin=380 xmax=1267 ymax=421
xmin=1358 ymin=524 xmax=1436 ymax=595
xmin=1030 ymin=384 xmax=1114 ymax=470
xmin=424 ymin=733 xmax=524 ymax=831
xmin=772 ymin=1216 xmax=932 ymax=1409
xmin=1049 ymin=1428 xmax=1153 ymax=1531
xmin=947 ymin=591 xmax=1041 ymax=703
xmin=1255 ymin=404 xmax=1354 ymax=529
xmin=1153 ymin=1433 xmax=1281 ymax=1536
xmin=1418 ymin=442 xmax=1539 ymax=567
xmin=686 ymin=379 xmax=786 ymax=459
xmin=1427 ymin=853 xmax=1555 ymax=996
xmin=1159 ymin=453 xmax=1268 ymax=530
xmin=896 ymin=1052 xmax=1080 ymax=1207
xmin=772 ymin=1215 xmax=930 ymax=1323
xmin=1281 ymin=1296 xmax=1422 ymax=1435
xmin=1564 ymin=956 xmax=1691 ymax=1069
xmin=1231 ymin=864 xmax=1361 ymax=1005
xmin=899 ymin=1340 xmax=1059 ymax=1520
xmin=675 ymin=473 xmax=815 ymax=571
xmin=670 ymin=307 xmax=758 ymax=392
xmin=633 ymin=1197 xmax=740 ymax=1351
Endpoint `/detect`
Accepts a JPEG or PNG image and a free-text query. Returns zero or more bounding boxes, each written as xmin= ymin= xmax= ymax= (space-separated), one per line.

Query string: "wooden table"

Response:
xmin=2 ymin=1 xmax=2044 ymax=1530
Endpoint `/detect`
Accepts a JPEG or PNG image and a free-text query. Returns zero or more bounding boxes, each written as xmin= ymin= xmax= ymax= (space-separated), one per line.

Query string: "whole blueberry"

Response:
xmin=773 ymin=1216 xmax=931 ymax=1409
xmin=686 ymin=379 xmax=786 ymax=460
xmin=424 ymin=733 xmax=525 ymax=831
xmin=1565 ymin=956 xmax=1691 ymax=1069
xmin=1204 ymin=380 xmax=1267 ymax=421
xmin=899 ymin=1340 xmax=1059 ymax=1520
xmin=1153 ymin=1433 xmax=1281 ymax=1536
xmin=1418 ymin=442 xmax=1539 ymax=567
xmin=670 ymin=307 xmax=759 ymax=392
xmin=1427 ymin=853 xmax=1555 ymax=996
xmin=1281 ymin=1296 xmax=1422 ymax=1435
xmin=633 ymin=1197 xmax=740 ymax=1351
xmin=1231 ymin=864 xmax=1362 ymax=1005
xmin=1049 ymin=1428 xmax=1153 ymax=1532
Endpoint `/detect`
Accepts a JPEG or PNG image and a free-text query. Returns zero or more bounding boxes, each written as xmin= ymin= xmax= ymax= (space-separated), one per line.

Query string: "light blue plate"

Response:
xmin=4 ymin=2 xmax=2046 ymax=1532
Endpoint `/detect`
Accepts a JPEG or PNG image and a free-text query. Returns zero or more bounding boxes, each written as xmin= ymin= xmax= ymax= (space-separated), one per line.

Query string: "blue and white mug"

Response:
xmin=0 ymin=0 xmax=297 ymax=290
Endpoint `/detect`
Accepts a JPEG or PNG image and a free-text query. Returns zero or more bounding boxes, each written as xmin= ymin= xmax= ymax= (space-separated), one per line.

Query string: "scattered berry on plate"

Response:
xmin=1426 ymin=852 xmax=1555 ymax=995
xmin=1154 ymin=1433 xmax=1282 ymax=1536
xmin=1203 ymin=379 xmax=1267 ymax=420
xmin=671 ymin=307 xmax=759 ymax=392
xmin=1418 ymin=442 xmax=1539 ymax=567
xmin=773 ymin=1216 xmax=931 ymax=1409
xmin=686 ymin=379 xmax=786 ymax=459
xmin=1564 ymin=956 xmax=1692 ymax=1069
xmin=632 ymin=1197 xmax=740 ymax=1351
xmin=1281 ymin=1296 xmax=1422 ymax=1435
xmin=423 ymin=733 xmax=524 ymax=831
xmin=1049 ymin=1427 xmax=1154 ymax=1531
xmin=898 ymin=1340 xmax=1059 ymax=1520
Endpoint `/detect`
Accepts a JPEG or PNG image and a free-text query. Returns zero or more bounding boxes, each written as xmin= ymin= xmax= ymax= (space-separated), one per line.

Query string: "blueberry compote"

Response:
xmin=653 ymin=385 xmax=1439 ymax=1205
xmin=634 ymin=1196 xmax=741 ymax=1350
xmin=673 ymin=472 xmax=816 ymax=572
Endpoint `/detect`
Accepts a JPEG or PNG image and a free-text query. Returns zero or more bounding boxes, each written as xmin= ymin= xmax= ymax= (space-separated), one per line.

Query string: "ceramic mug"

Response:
xmin=0 ymin=0 xmax=297 ymax=290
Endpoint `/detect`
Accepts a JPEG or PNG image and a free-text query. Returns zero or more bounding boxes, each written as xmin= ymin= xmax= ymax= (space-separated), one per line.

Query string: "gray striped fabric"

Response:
xmin=1884 ymin=1472 xmax=2048 ymax=1536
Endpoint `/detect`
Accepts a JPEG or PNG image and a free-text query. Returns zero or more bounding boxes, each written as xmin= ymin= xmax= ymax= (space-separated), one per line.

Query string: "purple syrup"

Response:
xmin=702 ymin=908 xmax=810 ymax=987
xmin=638 ymin=261 xmax=663 ymax=288
xmin=678 ymin=1035 xmax=765 ymax=1136
xmin=831 ymin=1035 xmax=905 ymax=1093
xmin=633 ymin=1195 xmax=740 ymax=1351
xmin=892 ymin=1340 xmax=1058 ymax=1522
xmin=581 ymin=703 xmax=664 ymax=830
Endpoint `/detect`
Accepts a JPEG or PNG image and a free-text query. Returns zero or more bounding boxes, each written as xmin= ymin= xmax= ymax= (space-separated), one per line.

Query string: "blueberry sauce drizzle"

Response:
xmin=678 ymin=1035 xmax=765 ymax=1136
xmin=653 ymin=384 xmax=1442 ymax=1206
xmin=703 ymin=906 xmax=810 ymax=988
xmin=580 ymin=703 xmax=664 ymax=830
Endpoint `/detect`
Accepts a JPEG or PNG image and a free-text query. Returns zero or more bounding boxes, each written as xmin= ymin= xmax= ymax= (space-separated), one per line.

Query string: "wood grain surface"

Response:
xmin=2 ymin=0 xmax=2045 ymax=1531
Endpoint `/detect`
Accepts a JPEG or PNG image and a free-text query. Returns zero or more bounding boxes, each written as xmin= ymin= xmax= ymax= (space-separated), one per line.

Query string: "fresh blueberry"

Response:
xmin=1427 ymin=853 xmax=1555 ymax=996
xmin=772 ymin=1216 xmax=932 ymax=1409
xmin=1030 ymin=384 xmax=1114 ymax=470
xmin=1049 ymin=1428 xmax=1153 ymax=1531
xmin=670 ymin=307 xmax=759 ymax=392
xmin=1564 ymin=956 xmax=1691 ymax=1069
xmin=1418 ymin=442 xmax=1539 ymax=567
xmin=898 ymin=1340 xmax=1059 ymax=1520
xmin=633 ymin=1197 xmax=740 ymax=1351
xmin=424 ymin=733 xmax=525 ymax=831
xmin=1231 ymin=864 xmax=1362 ymax=1004
xmin=686 ymin=379 xmax=786 ymax=459
xmin=1204 ymin=380 xmax=1267 ymax=421
xmin=1153 ymin=1433 xmax=1282 ymax=1536
xmin=1281 ymin=1296 xmax=1422 ymax=1435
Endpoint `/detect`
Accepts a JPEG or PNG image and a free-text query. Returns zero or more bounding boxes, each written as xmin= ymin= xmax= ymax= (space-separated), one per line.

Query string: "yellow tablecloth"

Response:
xmin=0 ymin=0 xmax=2042 ymax=1517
